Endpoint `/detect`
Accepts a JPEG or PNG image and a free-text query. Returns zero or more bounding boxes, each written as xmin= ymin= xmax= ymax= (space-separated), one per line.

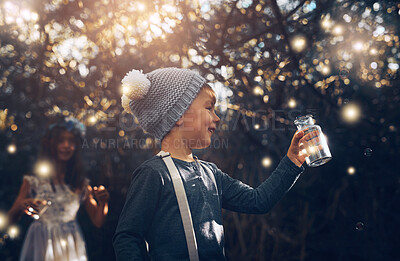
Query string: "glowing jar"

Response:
xmin=294 ymin=115 xmax=332 ymax=167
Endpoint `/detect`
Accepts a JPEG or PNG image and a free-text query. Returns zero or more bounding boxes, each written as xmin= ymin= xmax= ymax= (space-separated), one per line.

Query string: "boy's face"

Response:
xmin=177 ymin=85 xmax=220 ymax=149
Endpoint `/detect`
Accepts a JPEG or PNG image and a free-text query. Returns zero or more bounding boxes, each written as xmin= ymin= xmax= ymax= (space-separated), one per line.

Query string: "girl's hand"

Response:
xmin=286 ymin=130 xmax=313 ymax=167
xmin=93 ymin=185 xmax=109 ymax=205
xmin=21 ymin=198 xmax=47 ymax=216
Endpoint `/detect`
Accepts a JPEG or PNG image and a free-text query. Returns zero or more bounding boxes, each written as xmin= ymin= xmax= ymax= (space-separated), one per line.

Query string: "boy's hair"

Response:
xmin=121 ymin=67 xmax=207 ymax=140
xmin=201 ymin=84 xmax=217 ymax=106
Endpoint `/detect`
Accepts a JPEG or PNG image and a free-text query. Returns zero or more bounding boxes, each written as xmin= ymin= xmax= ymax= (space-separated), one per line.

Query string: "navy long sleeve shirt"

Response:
xmin=113 ymin=155 xmax=304 ymax=260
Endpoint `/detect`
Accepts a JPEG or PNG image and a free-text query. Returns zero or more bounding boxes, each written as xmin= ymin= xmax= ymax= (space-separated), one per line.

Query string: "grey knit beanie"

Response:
xmin=121 ymin=67 xmax=206 ymax=140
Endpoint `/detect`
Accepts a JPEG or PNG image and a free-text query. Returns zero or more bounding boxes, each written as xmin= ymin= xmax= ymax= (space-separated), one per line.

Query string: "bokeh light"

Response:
xmin=7 ymin=144 xmax=16 ymax=154
xmin=261 ymin=156 xmax=272 ymax=168
xmin=342 ymin=103 xmax=361 ymax=123
xmin=347 ymin=166 xmax=356 ymax=175
xmin=352 ymin=42 xmax=364 ymax=52
xmin=291 ymin=35 xmax=307 ymax=52
xmin=0 ymin=0 xmax=399 ymax=259
xmin=88 ymin=116 xmax=97 ymax=125
xmin=332 ymin=25 xmax=344 ymax=35
xmin=0 ymin=212 xmax=8 ymax=230
xmin=7 ymin=225 xmax=19 ymax=239
xmin=288 ymin=98 xmax=296 ymax=108
xmin=34 ymin=161 xmax=54 ymax=178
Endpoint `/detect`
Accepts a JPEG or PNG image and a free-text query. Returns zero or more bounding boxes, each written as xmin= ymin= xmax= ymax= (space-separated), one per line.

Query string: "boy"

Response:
xmin=113 ymin=68 xmax=308 ymax=260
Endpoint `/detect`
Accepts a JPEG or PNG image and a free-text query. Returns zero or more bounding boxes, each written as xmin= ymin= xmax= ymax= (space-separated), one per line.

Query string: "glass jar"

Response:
xmin=294 ymin=115 xmax=332 ymax=167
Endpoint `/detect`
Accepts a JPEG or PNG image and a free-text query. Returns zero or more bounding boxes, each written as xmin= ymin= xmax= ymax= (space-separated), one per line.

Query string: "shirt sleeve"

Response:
xmin=216 ymin=155 xmax=304 ymax=214
xmin=112 ymin=165 xmax=163 ymax=261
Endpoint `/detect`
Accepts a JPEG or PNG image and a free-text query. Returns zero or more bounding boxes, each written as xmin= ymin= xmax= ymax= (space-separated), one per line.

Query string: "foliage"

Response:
xmin=1 ymin=0 xmax=399 ymax=260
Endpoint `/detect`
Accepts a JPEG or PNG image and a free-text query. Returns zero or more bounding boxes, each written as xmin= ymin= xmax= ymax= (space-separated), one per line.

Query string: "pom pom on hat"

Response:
xmin=121 ymin=69 xmax=151 ymax=101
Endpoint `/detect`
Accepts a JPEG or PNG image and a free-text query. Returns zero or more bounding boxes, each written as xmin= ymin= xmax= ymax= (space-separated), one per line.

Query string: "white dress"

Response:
xmin=20 ymin=175 xmax=89 ymax=261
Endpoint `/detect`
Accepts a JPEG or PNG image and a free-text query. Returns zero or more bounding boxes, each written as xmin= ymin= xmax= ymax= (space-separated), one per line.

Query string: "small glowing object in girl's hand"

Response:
xmin=32 ymin=201 xmax=52 ymax=220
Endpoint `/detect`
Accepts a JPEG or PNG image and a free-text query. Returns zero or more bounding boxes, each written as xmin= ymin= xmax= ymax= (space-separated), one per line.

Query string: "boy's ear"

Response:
xmin=175 ymin=117 xmax=184 ymax=127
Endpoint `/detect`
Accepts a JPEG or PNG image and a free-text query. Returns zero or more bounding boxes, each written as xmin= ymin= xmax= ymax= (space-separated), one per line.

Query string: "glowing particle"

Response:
xmin=353 ymin=42 xmax=363 ymax=51
xmin=288 ymin=98 xmax=296 ymax=108
xmin=321 ymin=65 xmax=331 ymax=75
xmin=342 ymin=103 xmax=361 ymax=123
xmin=347 ymin=166 xmax=356 ymax=175
xmin=333 ymin=25 xmax=343 ymax=35
xmin=0 ymin=212 xmax=7 ymax=229
xmin=34 ymin=161 xmax=53 ymax=178
xmin=253 ymin=86 xmax=264 ymax=96
xmin=88 ymin=116 xmax=97 ymax=125
xmin=7 ymin=144 xmax=16 ymax=154
xmin=261 ymin=157 xmax=272 ymax=168
xmin=8 ymin=226 xmax=19 ymax=239
xmin=291 ymin=35 xmax=307 ymax=52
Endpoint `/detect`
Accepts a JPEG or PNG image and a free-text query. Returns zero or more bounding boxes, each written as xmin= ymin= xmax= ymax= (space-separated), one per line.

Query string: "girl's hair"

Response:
xmin=39 ymin=116 xmax=86 ymax=191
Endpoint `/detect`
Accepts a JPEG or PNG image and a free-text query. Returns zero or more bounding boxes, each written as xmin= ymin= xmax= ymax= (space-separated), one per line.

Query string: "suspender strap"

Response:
xmin=157 ymin=151 xmax=199 ymax=261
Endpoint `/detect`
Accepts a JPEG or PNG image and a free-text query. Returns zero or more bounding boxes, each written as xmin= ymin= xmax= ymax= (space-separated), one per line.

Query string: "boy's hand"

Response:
xmin=287 ymin=130 xmax=310 ymax=167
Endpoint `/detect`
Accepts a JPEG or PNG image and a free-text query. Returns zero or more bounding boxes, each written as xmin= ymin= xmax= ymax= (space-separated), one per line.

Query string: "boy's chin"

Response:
xmin=193 ymin=144 xmax=210 ymax=150
xmin=188 ymin=138 xmax=211 ymax=150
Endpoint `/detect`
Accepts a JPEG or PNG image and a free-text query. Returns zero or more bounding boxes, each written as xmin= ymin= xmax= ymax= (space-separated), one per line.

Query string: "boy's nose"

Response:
xmin=214 ymin=113 xmax=220 ymax=123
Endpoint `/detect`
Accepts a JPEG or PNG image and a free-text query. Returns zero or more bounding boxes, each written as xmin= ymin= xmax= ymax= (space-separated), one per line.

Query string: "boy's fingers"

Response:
xmin=292 ymin=131 xmax=304 ymax=145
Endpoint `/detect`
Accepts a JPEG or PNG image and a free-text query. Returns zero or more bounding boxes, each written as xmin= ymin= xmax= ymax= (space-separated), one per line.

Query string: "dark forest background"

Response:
xmin=1 ymin=0 xmax=399 ymax=260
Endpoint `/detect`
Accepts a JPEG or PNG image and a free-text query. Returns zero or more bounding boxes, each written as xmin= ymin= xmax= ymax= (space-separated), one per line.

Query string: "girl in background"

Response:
xmin=8 ymin=115 xmax=109 ymax=261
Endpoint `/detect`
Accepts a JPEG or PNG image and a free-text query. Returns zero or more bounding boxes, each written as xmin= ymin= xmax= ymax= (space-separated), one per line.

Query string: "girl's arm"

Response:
xmin=84 ymin=185 xmax=109 ymax=228
xmin=8 ymin=179 xmax=30 ymax=223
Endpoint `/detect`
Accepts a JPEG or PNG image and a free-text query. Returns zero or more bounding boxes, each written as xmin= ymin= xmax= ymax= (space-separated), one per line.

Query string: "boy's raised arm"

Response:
xmin=218 ymin=155 xmax=304 ymax=214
